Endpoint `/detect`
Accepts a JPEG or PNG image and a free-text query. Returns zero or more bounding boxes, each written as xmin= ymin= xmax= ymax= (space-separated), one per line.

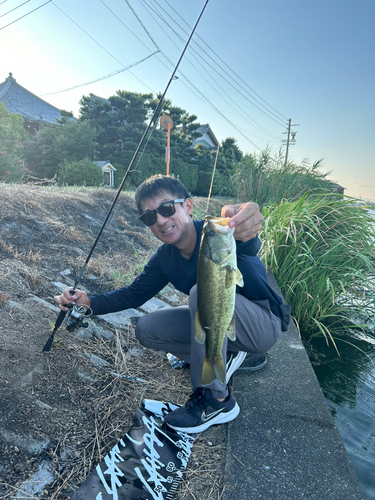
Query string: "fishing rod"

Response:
xmin=43 ymin=0 xmax=210 ymax=353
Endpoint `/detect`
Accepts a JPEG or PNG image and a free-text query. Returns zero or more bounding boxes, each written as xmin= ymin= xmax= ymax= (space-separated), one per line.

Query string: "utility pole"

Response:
xmin=282 ymin=118 xmax=299 ymax=166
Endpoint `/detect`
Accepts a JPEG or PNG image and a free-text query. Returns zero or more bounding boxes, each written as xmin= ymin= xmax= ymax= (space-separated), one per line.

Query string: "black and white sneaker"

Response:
xmin=164 ymin=388 xmax=240 ymax=433
xmin=225 ymin=351 xmax=247 ymax=383
xmin=226 ymin=352 xmax=268 ymax=383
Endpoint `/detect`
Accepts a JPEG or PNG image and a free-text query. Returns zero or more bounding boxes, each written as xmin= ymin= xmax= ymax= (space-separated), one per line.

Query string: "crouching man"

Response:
xmin=54 ymin=174 xmax=289 ymax=433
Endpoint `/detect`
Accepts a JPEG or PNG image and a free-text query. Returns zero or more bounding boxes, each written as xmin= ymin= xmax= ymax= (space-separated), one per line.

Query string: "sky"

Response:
xmin=1 ymin=0 xmax=374 ymax=200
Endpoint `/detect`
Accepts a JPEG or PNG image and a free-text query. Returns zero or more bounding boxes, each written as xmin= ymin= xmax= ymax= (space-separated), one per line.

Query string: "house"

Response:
xmin=94 ymin=161 xmax=116 ymax=187
xmin=0 ymin=73 xmax=62 ymax=133
xmin=331 ymin=183 xmax=346 ymax=196
xmin=192 ymin=124 xmax=219 ymax=150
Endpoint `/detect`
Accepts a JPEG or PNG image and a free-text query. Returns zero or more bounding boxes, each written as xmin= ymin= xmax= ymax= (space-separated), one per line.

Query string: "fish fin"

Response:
xmin=227 ymin=314 xmax=236 ymax=341
xmin=201 ymin=356 xmax=216 ymax=386
xmin=236 ymin=268 xmax=244 ymax=287
xmin=194 ymin=311 xmax=206 ymax=344
xmin=201 ymin=355 xmax=226 ymax=386
xmin=225 ymin=268 xmax=235 ymax=288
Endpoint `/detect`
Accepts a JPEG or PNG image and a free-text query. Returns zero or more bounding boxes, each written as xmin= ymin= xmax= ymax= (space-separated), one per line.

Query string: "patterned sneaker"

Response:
xmin=164 ymin=388 xmax=240 ymax=433
xmin=226 ymin=352 xmax=268 ymax=383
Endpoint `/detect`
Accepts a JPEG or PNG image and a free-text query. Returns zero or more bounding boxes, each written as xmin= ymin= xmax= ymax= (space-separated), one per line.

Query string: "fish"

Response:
xmin=195 ymin=216 xmax=244 ymax=386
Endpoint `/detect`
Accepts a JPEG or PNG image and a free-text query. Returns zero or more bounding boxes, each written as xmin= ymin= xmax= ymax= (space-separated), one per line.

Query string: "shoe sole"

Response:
xmin=166 ymin=402 xmax=240 ymax=434
xmin=225 ymin=351 xmax=247 ymax=384
xmin=245 ymin=355 xmax=267 ymax=372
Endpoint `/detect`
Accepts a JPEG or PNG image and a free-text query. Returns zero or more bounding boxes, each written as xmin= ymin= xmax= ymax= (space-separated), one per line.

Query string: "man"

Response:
xmin=54 ymin=174 xmax=289 ymax=433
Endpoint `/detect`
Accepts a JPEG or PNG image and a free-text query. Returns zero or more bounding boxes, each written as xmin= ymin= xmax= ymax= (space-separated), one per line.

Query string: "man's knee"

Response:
xmin=135 ymin=315 xmax=153 ymax=348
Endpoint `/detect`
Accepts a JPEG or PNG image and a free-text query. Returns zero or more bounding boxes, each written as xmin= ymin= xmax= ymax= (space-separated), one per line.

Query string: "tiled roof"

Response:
xmin=0 ymin=73 xmax=62 ymax=124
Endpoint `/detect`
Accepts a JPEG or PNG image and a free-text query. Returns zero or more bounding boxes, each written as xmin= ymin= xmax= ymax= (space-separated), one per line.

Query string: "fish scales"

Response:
xmin=195 ymin=216 xmax=243 ymax=386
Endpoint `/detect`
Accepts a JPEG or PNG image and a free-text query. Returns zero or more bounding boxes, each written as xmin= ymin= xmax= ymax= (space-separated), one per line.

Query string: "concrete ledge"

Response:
xmin=223 ymin=272 xmax=364 ymax=500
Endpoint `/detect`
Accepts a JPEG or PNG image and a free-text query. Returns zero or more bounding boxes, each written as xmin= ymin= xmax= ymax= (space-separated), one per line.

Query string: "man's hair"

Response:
xmin=135 ymin=174 xmax=191 ymax=214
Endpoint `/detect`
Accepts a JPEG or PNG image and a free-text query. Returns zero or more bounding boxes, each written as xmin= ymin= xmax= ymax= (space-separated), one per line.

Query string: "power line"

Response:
xmin=0 ymin=0 xmax=51 ymax=31
xmin=0 ymin=0 xmax=31 ymax=18
xmin=163 ymin=0 xmax=287 ymax=122
xmin=124 ymin=0 xmax=159 ymax=51
xmin=141 ymin=0 xmax=285 ymax=128
xmin=125 ymin=0 xmax=272 ymax=150
xmin=50 ymin=1 xmax=156 ymax=94
xmin=100 ymin=0 xmax=155 ymax=52
xmin=40 ymin=50 xmax=160 ymax=96
xmin=138 ymin=0 xmax=282 ymax=142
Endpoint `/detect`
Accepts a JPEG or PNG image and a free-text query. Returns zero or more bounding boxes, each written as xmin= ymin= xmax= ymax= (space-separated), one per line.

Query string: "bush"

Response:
xmin=169 ymin=159 xmax=198 ymax=193
xmin=260 ymin=193 xmax=375 ymax=347
xmin=59 ymin=158 xmax=103 ymax=186
xmin=113 ymin=151 xmax=198 ymax=193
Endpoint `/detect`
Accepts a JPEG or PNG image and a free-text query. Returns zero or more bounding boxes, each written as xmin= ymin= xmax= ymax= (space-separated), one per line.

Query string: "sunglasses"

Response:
xmin=139 ymin=199 xmax=185 ymax=226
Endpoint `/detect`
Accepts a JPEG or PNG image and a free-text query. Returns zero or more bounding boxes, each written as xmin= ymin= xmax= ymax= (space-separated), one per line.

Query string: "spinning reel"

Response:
xmin=66 ymin=303 xmax=90 ymax=331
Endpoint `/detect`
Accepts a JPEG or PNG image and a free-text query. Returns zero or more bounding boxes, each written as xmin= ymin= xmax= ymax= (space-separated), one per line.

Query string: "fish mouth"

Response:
xmin=205 ymin=216 xmax=230 ymax=226
xmin=204 ymin=217 xmax=233 ymax=235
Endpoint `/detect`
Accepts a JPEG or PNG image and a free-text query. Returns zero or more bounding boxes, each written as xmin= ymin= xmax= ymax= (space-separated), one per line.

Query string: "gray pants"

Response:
xmin=135 ymin=285 xmax=282 ymax=399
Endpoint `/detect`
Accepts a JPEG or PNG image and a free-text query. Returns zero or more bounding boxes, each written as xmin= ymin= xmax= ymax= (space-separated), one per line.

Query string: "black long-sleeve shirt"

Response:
xmin=90 ymin=219 xmax=284 ymax=321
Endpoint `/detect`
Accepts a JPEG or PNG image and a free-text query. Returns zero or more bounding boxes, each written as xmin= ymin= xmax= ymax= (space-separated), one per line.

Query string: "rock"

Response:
xmin=60 ymin=269 xmax=71 ymax=276
xmin=97 ymin=309 xmax=144 ymax=329
xmin=27 ymin=295 xmax=60 ymax=313
xmin=139 ymin=297 xmax=171 ymax=313
xmin=14 ymin=460 xmax=56 ymax=498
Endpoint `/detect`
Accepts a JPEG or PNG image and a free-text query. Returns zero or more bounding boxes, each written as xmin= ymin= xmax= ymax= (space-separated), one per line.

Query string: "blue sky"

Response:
xmin=1 ymin=0 xmax=374 ymax=200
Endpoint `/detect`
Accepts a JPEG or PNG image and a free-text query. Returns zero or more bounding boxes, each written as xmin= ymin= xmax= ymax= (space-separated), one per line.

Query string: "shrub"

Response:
xmin=59 ymin=158 xmax=103 ymax=186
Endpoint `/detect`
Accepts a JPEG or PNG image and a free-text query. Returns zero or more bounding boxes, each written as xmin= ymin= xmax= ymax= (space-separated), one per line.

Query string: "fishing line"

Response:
xmin=43 ymin=0 xmax=210 ymax=353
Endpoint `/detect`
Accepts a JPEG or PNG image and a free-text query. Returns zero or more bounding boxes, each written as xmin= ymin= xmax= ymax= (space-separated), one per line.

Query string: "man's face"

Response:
xmin=140 ymin=192 xmax=194 ymax=245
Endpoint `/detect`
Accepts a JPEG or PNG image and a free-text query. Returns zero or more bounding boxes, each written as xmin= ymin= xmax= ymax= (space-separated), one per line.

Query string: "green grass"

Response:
xmin=260 ymin=193 xmax=375 ymax=350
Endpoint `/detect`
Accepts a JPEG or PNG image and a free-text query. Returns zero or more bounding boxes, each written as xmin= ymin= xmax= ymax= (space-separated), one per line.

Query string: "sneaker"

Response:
xmin=225 ymin=351 xmax=247 ymax=383
xmin=226 ymin=352 xmax=267 ymax=383
xmin=244 ymin=354 xmax=267 ymax=372
xmin=164 ymin=388 xmax=240 ymax=433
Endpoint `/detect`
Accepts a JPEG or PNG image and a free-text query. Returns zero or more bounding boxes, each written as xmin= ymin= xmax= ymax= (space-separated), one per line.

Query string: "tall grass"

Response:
xmin=231 ymin=148 xmax=333 ymax=208
xmin=260 ymin=194 xmax=375 ymax=349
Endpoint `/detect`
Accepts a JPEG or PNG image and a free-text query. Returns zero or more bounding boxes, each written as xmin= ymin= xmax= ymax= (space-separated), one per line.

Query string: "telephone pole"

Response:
xmin=282 ymin=118 xmax=299 ymax=166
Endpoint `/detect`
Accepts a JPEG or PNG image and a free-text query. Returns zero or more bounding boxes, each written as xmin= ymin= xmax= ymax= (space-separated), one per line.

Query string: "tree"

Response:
xmin=55 ymin=121 xmax=97 ymax=162
xmin=221 ymin=137 xmax=243 ymax=163
xmin=24 ymin=121 xmax=97 ymax=179
xmin=0 ymin=103 xmax=27 ymax=182
xmin=59 ymin=158 xmax=103 ymax=186
xmin=79 ymin=91 xmax=155 ymax=158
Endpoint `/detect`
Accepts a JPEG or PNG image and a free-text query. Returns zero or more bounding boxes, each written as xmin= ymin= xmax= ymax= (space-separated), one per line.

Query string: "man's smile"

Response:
xmin=162 ymin=225 xmax=174 ymax=234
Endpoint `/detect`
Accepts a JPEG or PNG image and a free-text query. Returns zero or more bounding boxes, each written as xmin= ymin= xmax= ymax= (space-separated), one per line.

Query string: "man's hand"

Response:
xmin=54 ymin=288 xmax=91 ymax=312
xmin=221 ymin=202 xmax=263 ymax=242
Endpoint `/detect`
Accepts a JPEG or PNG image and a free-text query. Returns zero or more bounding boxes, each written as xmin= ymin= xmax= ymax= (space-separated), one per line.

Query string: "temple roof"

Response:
xmin=0 ymin=73 xmax=62 ymax=124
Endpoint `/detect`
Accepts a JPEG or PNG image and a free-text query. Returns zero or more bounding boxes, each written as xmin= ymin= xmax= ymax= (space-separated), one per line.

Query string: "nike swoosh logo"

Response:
xmin=201 ymin=408 xmax=224 ymax=422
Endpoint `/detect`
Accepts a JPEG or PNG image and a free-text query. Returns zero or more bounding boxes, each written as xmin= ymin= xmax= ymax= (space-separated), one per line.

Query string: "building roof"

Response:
xmin=193 ymin=124 xmax=219 ymax=149
xmin=94 ymin=160 xmax=116 ymax=171
xmin=0 ymin=73 xmax=62 ymax=124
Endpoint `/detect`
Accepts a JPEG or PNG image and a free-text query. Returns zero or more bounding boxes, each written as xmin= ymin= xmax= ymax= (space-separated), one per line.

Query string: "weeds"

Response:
xmin=260 ymin=194 xmax=375 ymax=347
xmin=231 ymin=147 xmax=333 ymax=209
xmin=19 ymin=265 xmax=44 ymax=289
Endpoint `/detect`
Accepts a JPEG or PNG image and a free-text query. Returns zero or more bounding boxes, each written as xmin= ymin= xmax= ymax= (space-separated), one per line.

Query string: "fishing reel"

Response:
xmin=66 ymin=303 xmax=90 ymax=331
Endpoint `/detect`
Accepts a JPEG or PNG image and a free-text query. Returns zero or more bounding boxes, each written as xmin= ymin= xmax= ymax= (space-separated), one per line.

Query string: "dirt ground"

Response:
xmin=0 ymin=183 xmax=231 ymax=500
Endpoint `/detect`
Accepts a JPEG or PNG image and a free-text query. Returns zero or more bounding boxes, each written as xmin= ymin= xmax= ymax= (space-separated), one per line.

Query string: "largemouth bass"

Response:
xmin=195 ymin=216 xmax=244 ymax=386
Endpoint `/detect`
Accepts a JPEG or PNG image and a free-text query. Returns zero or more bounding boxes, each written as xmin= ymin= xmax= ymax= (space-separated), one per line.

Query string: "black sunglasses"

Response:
xmin=139 ymin=199 xmax=185 ymax=226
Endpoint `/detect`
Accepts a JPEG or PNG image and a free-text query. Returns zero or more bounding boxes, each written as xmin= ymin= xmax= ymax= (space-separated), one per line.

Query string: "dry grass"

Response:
xmin=40 ymin=326 xmax=227 ymax=500
xmin=0 ymin=183 xmax=229 ymax=500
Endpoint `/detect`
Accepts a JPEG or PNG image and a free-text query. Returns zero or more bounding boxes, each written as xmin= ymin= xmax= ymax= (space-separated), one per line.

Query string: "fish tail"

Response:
xmin=201 ymin=355 xmax=226 ymax=386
